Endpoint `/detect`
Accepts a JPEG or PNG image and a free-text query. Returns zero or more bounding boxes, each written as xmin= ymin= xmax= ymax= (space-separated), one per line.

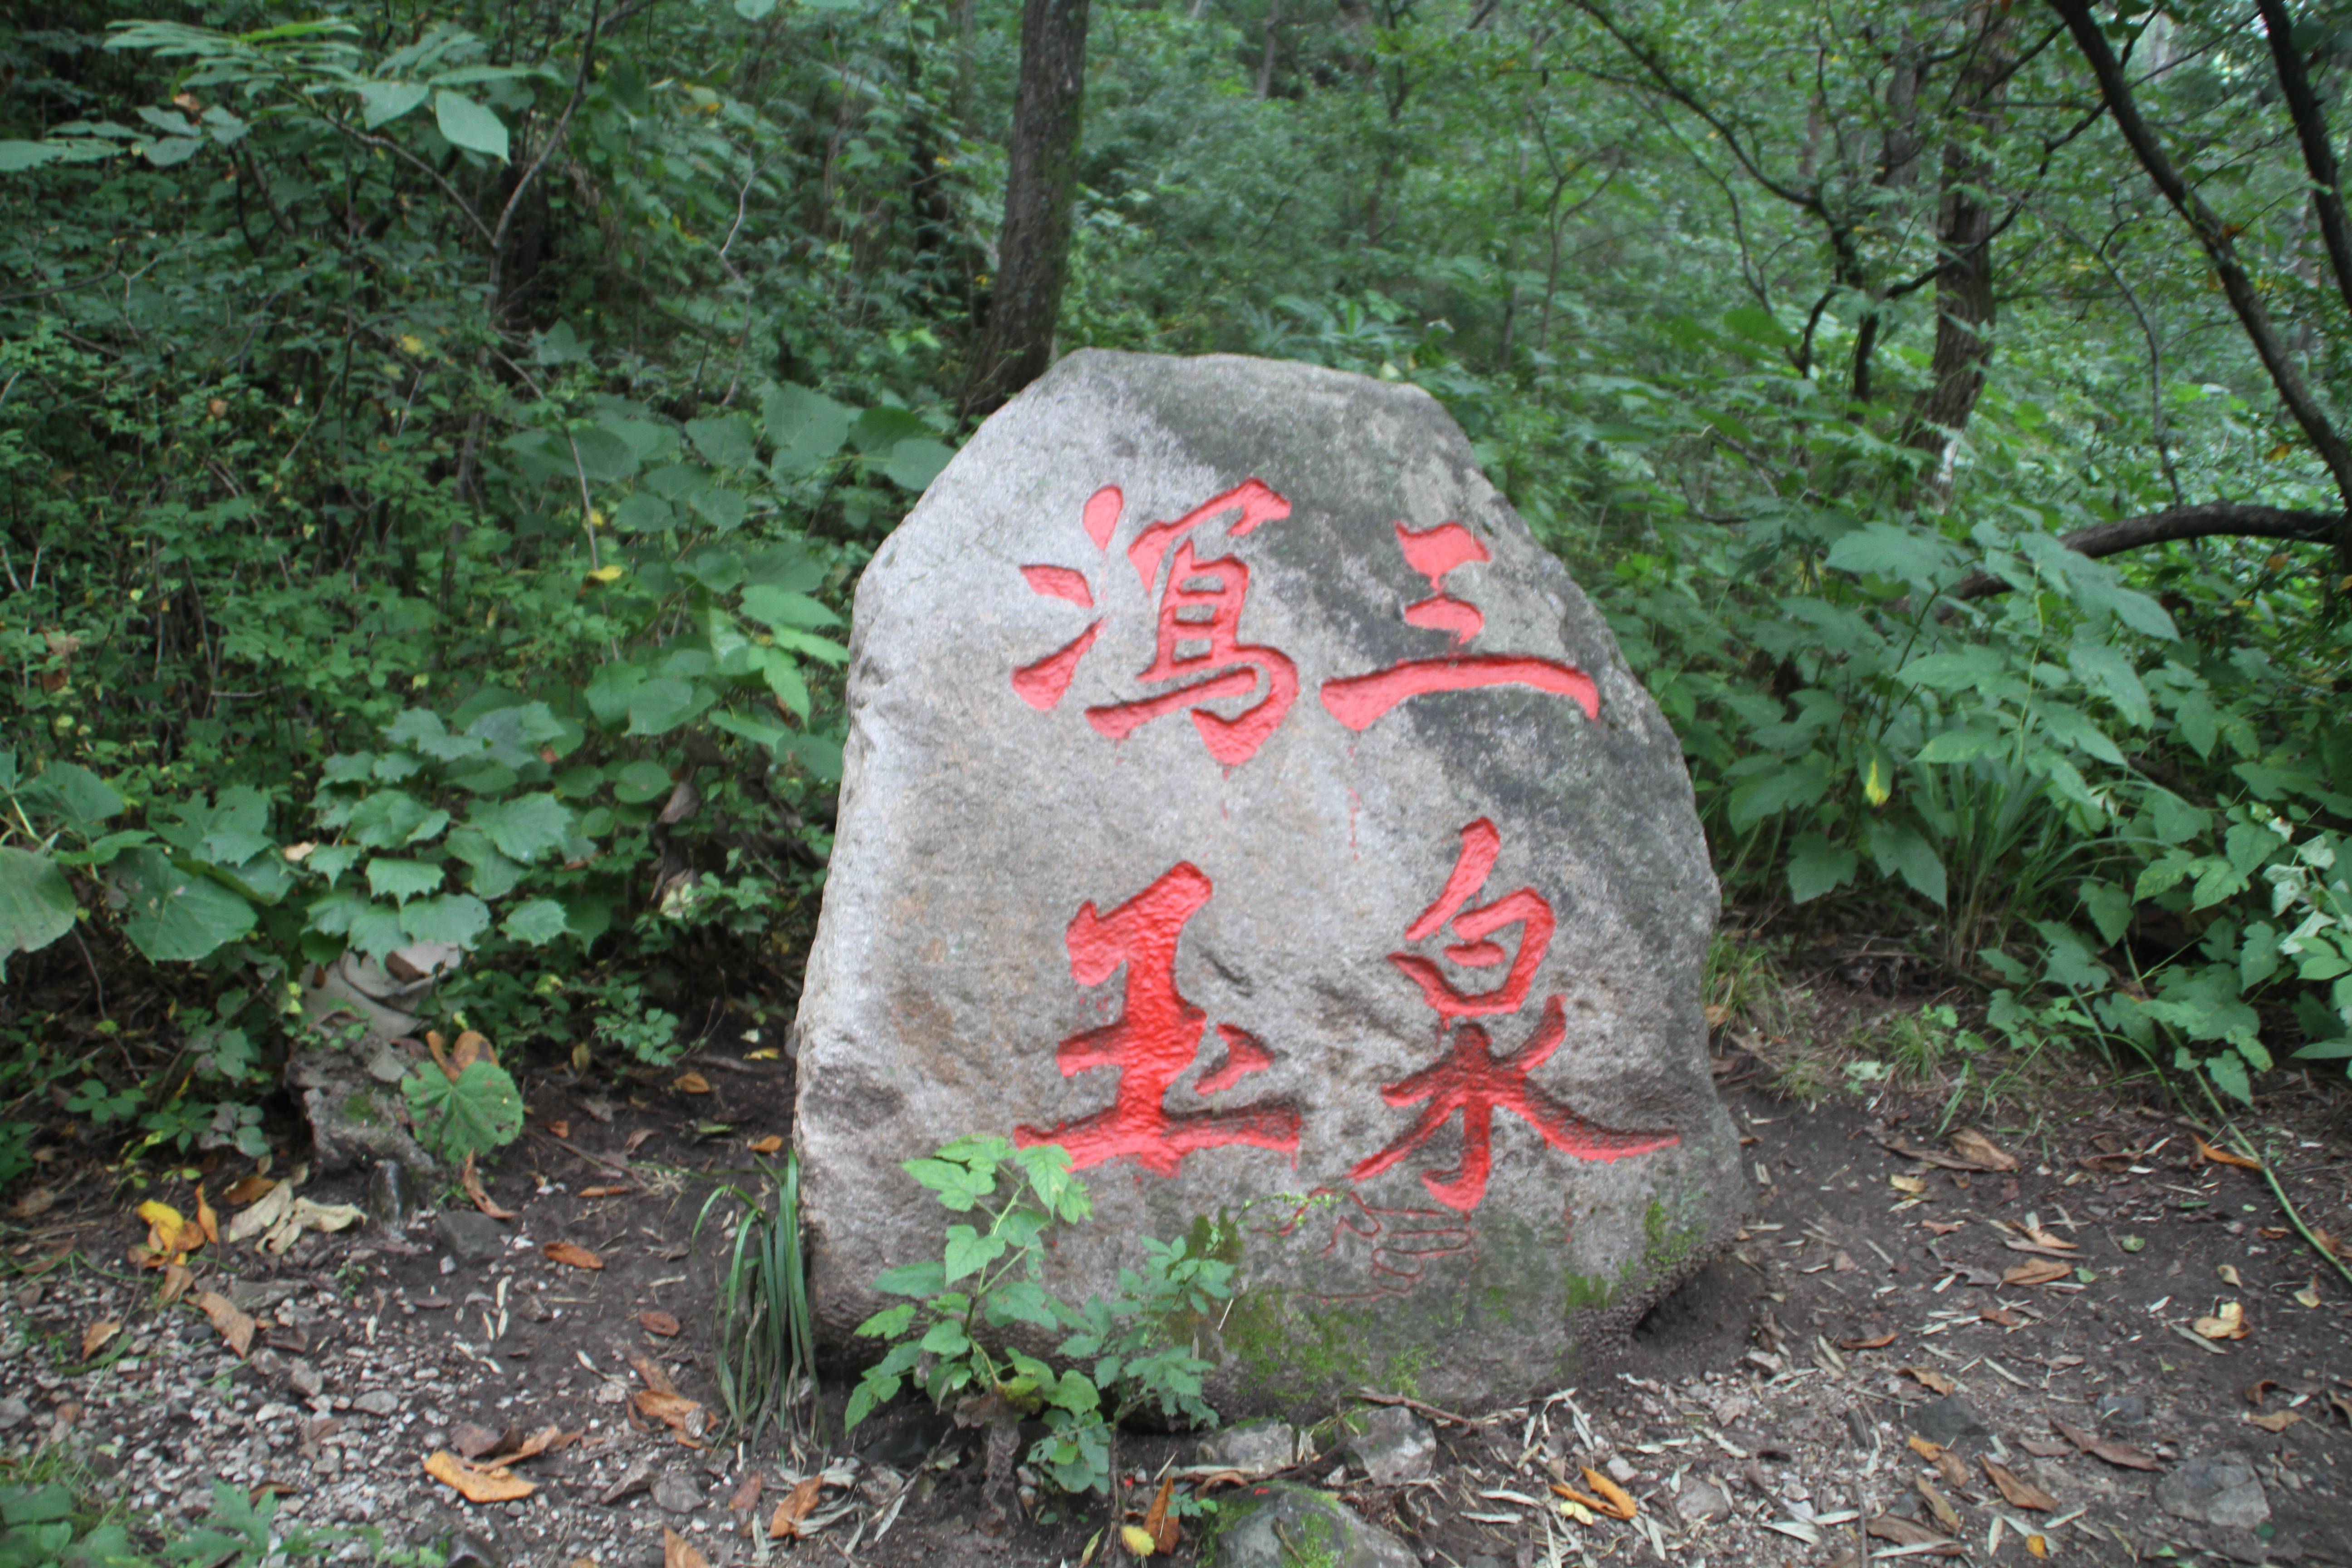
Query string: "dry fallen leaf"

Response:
xmin=225 ymin=1182 xmax=290 ymax=1244
xmin=624 ymin=1128 xmax=655 ymax=1155
xmin=1839 ymin=1332 xmax=1897 ymax=1350
xmin=80 ymin=1320 xmax=121 ymax=1362
xmin=546 ymin=1118 xmax=570 ymax=1139
xmin=2249 ymin=1410 xmax=2301 ymax=1433
xmin=159 ymin=1263 xmax=193 ymax=1306
xmin=1143 ymin=1475 xmax=1179 ymax=1554
xmin=264 ymin=1198 xmax=365 ymax=1255
xmin=1580 ymin=1467 xmax=1637 ymax=1520
xmin=196 ymin=1291 xmax=255 ymax=1357
xmin=1890 ymin=1175 xmax=1926 ymax=1195
xmin=1899 ymin=1365 xmax=1957 ymax=1396
xmin=462 ymin=1154 xmax=517 ymax=1221
xmin=640 ymin=1310 xmax=681 ymax=1337
xmin=662 ymin=1528 xmax=709 ymax=1568
xmin=1922 ymin=1219 xmax=1966 ymax=1236
xmin=1934 ymin=1450 xmax=1970 ymax=1490
xmin=1867 ymin=1514 xmax=1957 ymax=1553
xmin=426 ymin=1450 xmax=536 ymax=1504
xmin=2328 ymin=1392 xmax=2352 ymax=1425
xmin=2026 ymin=1535 xmax=2048 ymax=1559
xmin=1950 ymin=1127 xmax=2019 ymax=1171
xmin=1551 ymin=1480 xmax=1611 ymax=1518
xmin=769 ymin=1475 xmax=823 ymax=1539
xmin=544 ymin=1242 xmax=605 ymax=1271
xmin=1907 ymin=1435 xmax=1946 ymax=1461
xmin=137 ymin=1200 xmax=197 ymax=1266
xmin=11 ymin=1187 xmax=55 ymax=1220
xmin=2216 ymin=1264 xmax=2242 ymax=1287
xmin=507 ymin=1425 xmax=572 ymax=1461
xmin=578 ymin=1185 xmax=635 ymax=1198
xmin=728 ymin=1473 xmax=762 ymax=1514
xmin=194 ymin=1186 xmax=219 ymax=1246
xmin=2050 ymin=1418 xmax=2160 ymax=1471
xmin=2195 ymin=1136 xmax=2262 ymax=1172
xmin=672 ymin=1072 xmax=712 ymax=1095
xmin=2003 ymin=1259 xmax=2072 ymax=1288
xmin=2245 ymin=1379 xmax=2280 ymax=1408
xmin=1119 ymin=1524 xmax=1159 ymax=1558
xmin=2193 ymin=1301 xmax=2249 ymax=1341
xmin=1916 ymin=1479 xmax=1961 ymax=1534
xmin=452 ymin=1422 xmax=508 ymax=1461
xmin=634 ymin=1390 xmax=706 ymax=1440
xmin=451 ymin=1029 xmax=494 ymax=1070
xmin=747 ymin=1134 xmax=784 ymax=1155
xmin=1981 ymin=1458 xmax=2057 ymax=1511
xmin=1981 ymin=1308 xmax=2022 ymax=1328
xmin=630 ymin=1352 xmax=679 ymax=1396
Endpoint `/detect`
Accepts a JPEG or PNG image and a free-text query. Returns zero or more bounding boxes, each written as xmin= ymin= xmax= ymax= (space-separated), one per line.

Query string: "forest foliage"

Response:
xmin=1 ymin=0 xmax=2349 ymax=1183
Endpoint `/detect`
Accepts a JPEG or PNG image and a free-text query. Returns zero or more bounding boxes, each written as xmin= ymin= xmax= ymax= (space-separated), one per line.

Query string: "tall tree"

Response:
xmin=965 ymin=0 xmax=1093 ymax=416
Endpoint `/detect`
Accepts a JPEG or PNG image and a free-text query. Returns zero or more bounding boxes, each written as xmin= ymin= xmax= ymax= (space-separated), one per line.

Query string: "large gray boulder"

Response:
xmin=793 ymin=350 xmax=1743 ymax=1416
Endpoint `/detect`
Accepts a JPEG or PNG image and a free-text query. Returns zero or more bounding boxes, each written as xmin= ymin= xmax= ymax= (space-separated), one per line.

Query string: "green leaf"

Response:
xmin=1866 ymin=820 xmax=1946 ymax=907
xmin=500 ymin=897 xmax=570 ymax=945
xmin=400 ymin=892 xmax=492 ymax=946
xmin=468 ymin=793 xmax=572 ymax=862
xmin=114 ymin=849 xmax=255 ymax=963
xmin=942 ymin=1224 xmax=1010 ymax=1283
xmin=1721 ymin=305 xmax=1795 ymax=346
xmin=0 ymin=848 xmax=77 ymax=980
xmin=0 ymin=141 xmax=75 ymax=172
xmin=855 ymin=1303 xmax=915 ymax=1339
xmin=403 ymin=1059 xmax=524 ymax=1160
xmin=884 ymin=437 xmax=955 ymax=492
xmin=2205 ymin=1049 xmax=2253 ymax=1106
xmin=2080 ymin=880 xmax=2133 ymax=945
xmin=434 ymin=90 xmax=509 ymax=161
xmin=610 ymin=760 xmax=675 ymax=804
xmin=690 ymin=487 xmax=750 ymax=532
xmin=686 ymin=414 xmax=756 ymax=469
xmin=569 ymin=426 xmax=638 ymax=481
xmin=873 ymin=1260 xmax=947 ymax=1297
xmin=740 ymin=585 xmax=842 ymax=630
xmin=143 ymin=134 xmax=203 ymax=167
xmin=844 ymin=1374 xmax=895 ymax=1430
xmin=614 ymin=493 xmax=673 ymax=533
xmin=850 ymin=406 xmax=926 ymax=452
xmin=627 ymin=677 xmax=714 ymax=737
xmin=356 ymin=81 xmax=430 ymax=129
xmin=1823 ymin=523 xmax=1954 ymax=585
xmin=919 ymin=1319 xmax=972 ymax=1356
xmin=762 ymin=385 xmax=853 ymax=475
xmin=366 ymin=857 xmax=445 ymax=905
xmin=1785 ymin=833 xmax=1857 ymax=904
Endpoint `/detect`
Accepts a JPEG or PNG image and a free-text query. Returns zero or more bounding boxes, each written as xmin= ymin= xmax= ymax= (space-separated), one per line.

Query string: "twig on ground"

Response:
xmin=1357 ymin=1388 xmax=1485 ymax=1427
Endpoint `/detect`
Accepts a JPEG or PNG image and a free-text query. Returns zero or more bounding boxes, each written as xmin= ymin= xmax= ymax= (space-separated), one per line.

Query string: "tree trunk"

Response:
xmin=964 ymin=0 xmax=1092 ymax=417
xmin=1908 ymin=1 xmax=2011 ymax=458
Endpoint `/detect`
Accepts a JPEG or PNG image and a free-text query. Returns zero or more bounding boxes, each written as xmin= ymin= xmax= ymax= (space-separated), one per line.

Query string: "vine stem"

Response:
xmin=2190 ymin=1083 xmax=2352 ymax=1290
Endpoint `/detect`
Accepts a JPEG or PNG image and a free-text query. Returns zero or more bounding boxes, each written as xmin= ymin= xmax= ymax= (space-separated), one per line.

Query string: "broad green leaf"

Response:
xmin=735 ymin=0 xmax=779 ymax=16
xmin=115 ymin=849 xmax=255 ymax=963
xmin=403 ymin=1059 xmax=524 ymax=1160
xmin=1785 ymin=833 xmax=1857 ymax=904
xmin=2066 ymin=642 xmax=2152 ymax=729
xmin=468 ymin=793 xmax=572 ymax=862
xmin=0 ymin=847 xmax=77 ymax=979
xmin=942 ymin=1225 xmax=1009 ymax=1283
xmin=626 ymin=677 xmax=713 ymax=737
xmin=500 ymin=897 xmax=570 ymax=945
xmin=1722 ymin=305 xmax=1795 ymax=346
xmin=434 ymin=90 xmax=509 ymax=161
xmin=569 ymin=426 xmax=638 ymax=481
xmin=356 ymin=81 xmax=430 ymax=129
xmin=883 ymin=437 xmax=954 ymax=492
xmin=613 ymin=493 xmax=672 ymax=533
xmin=1823 ymin=523 xmax=1954 ymax=585
xmin=690 ymin=488 xmax=749 ymax=532
xmin=401 ymin=892 xmax=492 ymax=946
xmin=366 ymin=858 xmax=445 ymax=904
xmin=0 ymin=141 xmax=74 ymax=171
xmin=740 ymin=585 xmax=842 ymax=630
xmin=1866 ymin=820 xmax=1946 ymax=907
xmin=873 ymin=1260 xmax=947 ymax=1297
xmin=686 ymin=414 xmax=756 ymax=469
xmin=762 ymin=385 xmax=853 ymax=475
xmin=849 ymin=406 xmax=926 ymax=452
xmin=143 ymin=134 xmax=203 ymax=167
xmin=610 ymin=760 xmax=675 ymax=804
xmin=30 ymin=762 xmax=123 ymax=832
xmin=2080 ymin=880 xmax=2133 ymax=945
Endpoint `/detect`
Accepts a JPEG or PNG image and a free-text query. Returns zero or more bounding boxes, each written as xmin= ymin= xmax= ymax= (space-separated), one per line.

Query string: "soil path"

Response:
xmin=4 ymin=1051 xmax=2347 ymax=1567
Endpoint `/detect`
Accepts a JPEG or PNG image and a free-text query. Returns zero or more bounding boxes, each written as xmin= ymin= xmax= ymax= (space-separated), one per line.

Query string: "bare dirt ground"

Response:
xmin=4 ymin=1014 xmax=2350 ymax=1568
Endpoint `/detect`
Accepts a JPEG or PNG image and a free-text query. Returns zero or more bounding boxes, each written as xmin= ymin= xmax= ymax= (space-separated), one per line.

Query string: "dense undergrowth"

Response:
xmin=0 ymin=0 xmax=2347 ymax=1192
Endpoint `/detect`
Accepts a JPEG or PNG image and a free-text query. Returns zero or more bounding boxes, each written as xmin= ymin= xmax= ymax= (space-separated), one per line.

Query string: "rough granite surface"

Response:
xmin=792 ymin=349 xmax=1744 ymax=1416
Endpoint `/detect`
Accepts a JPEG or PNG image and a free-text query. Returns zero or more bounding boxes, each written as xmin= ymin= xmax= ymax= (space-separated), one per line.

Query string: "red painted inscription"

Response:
xmin=1319 ymin=522 xmax=1600 ymax=731
xmin=1016 ymin=863 xmax=1302 ymax=1176
xmin=1011 ymin=485 xmax=1122 ymax=712
xmin=1352 ymin=820 xmax=1678 ymax=1210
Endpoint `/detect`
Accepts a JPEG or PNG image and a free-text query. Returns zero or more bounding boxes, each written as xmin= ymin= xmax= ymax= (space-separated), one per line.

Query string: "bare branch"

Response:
xmin=1947 ymin=503 xmax=2341 ymax=600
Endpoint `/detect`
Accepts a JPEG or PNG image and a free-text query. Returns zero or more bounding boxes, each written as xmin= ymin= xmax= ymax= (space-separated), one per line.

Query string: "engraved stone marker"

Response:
xmin=792 ymin=350 xmax=1744 ymax=1414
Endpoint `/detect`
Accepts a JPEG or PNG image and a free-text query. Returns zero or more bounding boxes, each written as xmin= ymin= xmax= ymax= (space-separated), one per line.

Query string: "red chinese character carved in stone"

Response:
xmin=1014 ymin=480 xmax=1301 ymax=767
xmin=1319 ymin=522 xmax=1601 ymax=732
xmin=1016 ymin=862 xmax=1302 ymax=1176
xmin=1352 ymin=820 xmax=1678 ymax=1210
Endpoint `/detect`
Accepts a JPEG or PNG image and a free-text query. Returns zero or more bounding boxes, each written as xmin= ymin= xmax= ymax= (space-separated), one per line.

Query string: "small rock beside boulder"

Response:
xmin=1341 ymin=1406 xmax=1436 ymax=1486
xmin=1196 ymin=1420 xmax=1300 ymax=1475
xmin=1202 ymin=1484 xmax=1417 ymax=1568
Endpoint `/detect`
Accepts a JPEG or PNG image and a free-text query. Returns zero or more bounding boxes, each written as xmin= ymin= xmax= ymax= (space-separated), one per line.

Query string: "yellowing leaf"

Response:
xmin=671 ymin=1072 xmax=712 ymax=1094
xmin=2195 ymin=1136 xmax=2263 ymax=1172
xmin=194 ymin=1186 xmax=218 ymax=1246
xmin=1890 ymin=1174 xmax=1926 ymax=1195
xmin=544 ymin=1241 xmax=604 ymax=1270
xmin=586 ymin=564 xmax=624 ymax=584
xmin=1580 ymin=1467 xmax=1637 ymax=1520
xmin=80 ymin=1319 xmax=121 ymax=1362
xmin=138 ymin=1200 xmax=191 ymax=1259
xmin=2193 ymin=1301 xmax=2249 ymax=1340
xmin=663 ymin=1529 xmax=710 ymax=1568
xmin=425 ymin=1450 xmax=537 ymax=1503
xmin=2294 ymin=1281 xmax=2323 ymax=1308
xmin=747 ymin=1135 xmax=783 ymax=1154
xmin=2217 ymin=1264 xmax=2242 ymax=1286
xmin=1119 ymin=1524 xmax=1159 ymax=1558
xmin=769 ymin=1476 xmax=823 ymax=1539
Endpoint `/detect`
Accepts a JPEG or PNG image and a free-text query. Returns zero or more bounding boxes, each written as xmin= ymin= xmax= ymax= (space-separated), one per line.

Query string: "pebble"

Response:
xmin=1341 ymin=1406 xmax=1435 ymax=1486
xmin=651 ymin=1471 xmax=705 ymax=1514
xmin=2156 ymin=1455 xmax=2272 ymax=1531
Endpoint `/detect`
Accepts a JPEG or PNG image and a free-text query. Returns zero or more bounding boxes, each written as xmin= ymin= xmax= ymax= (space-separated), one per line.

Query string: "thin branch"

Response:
xmin=490 ymin=0 xmax=606 ymax=280
xmin=2253 ymin=0 xmax=2352 ymax=328
xmin=1946 ymin=503 xmax=2341 ymax=600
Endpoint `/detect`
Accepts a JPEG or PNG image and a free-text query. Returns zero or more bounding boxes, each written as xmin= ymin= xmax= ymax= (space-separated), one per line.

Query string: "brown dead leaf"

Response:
xmin=748 ymin=1135 xmax=783 ymax=1155
xmin=671 ymin=1072 xmax=711 ymax=1094
xmin=1950 ymin=1127 xmax=2019 ymax=1171
xmin=640 ymin=1310 xmax=681 ymax=1337
xmin=1921 ymin=1219 xmax=1966 ymax=1236
xmin=623 ymin=1128 xmax=655 ymax=1155
xmin=507 ymin=1424 xmax=571 ymax=1461
xmin=634 ymin=1390 xmax=705 ymax=1439
xmin=1899 ymin=1365 xmax=1956 ymax=1396
xmin=1580 ymin=1467 xmax=1637 ymax=1520
xmin=196 ymin=1291 xmax=255 ymax=1357
xmin=546 ymin=1118 xmax=570 ymax=1139
xmin=1916 ymin=1480 xmax=1961 ymax=1534
xmin=769 ymin=1476 xmax=823 ymax=1539
xmin=543 ymin=1241 xmax=604 ymax=1271
xmin=451 ymin=1422 xmax=507 ymax=1461
xmin=2019 ymin=1222 xmax=2076 ymax=1250
xmin=463 ymin=1154 xmax=517 ymax=1221
xmin=2003 ymin=1259 xmax=2072 ymax=1288
xmin=2249 ymin=1410 xmax=2301 ymax=1433
xmin=1935 ymin=1450 xmax=1970 ymax=1490
xmin=2195 ymin=1137 xmax=2262 ymax=1172
xmin=426 ymin=1450 xmax=536 ymax=1504
xmin=159 ymin=1263 xmax=193 ymax=1306
xmin=1840 ymin=1332 xmax=1897 ymax=1350
xmin=2328 ymin=1392 xmax=2352 ymax=1425
xmin=1867 ymin=1514 xmax=1958 ymax=1553
xmin=578 ymin=1185 xmax=635 ymax=1198
xmin=80 ymin=1320 xmax=121 ymax=1362
xmin=10 ymin=1187 xmax=55 ymax=1220
xmin=662 ymin=1528 xmax=709 ymax=1568
xmin=2245 ymin=1379 xmax=2281 ymax=1408
xmin=728 ymin=1473 xmax=762 ymax=1514
xmin=1551 ymin=1481 xmax=1612 ymax=1515
xmin=630 ymin=1352 xmax=679 ymax=1396
xmin=1143 ymin=1475 xmax=1179 ymax=1554
xmin=1981 ymin=1458 xmax=2057 ymax=1511
xmin=1907 ymin=1435 xmax=1945 ymax=1461
xmin=2193 ymin=1301 xmax=2249 ymax=1340
xmin=194 ymin=1186 xmax=218 ymax=1246
xmin=1890 ymin=1175 xmax=1927 ymax=1196
xmin=451 ymin=1029 xmax=494 ymax=1071
xmin=1982 ymin=1308 xmax=2023 ymax=1328
xmin=2019 ymin=1438 xmax=2073 ymax=1458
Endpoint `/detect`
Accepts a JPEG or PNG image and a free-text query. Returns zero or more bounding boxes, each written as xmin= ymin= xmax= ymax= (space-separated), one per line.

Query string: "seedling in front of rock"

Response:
xmin=696 ymin=1151 xmax=819 ymax=1451
xmin=844 ymin=1136 xmax=1235 ymax=1499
